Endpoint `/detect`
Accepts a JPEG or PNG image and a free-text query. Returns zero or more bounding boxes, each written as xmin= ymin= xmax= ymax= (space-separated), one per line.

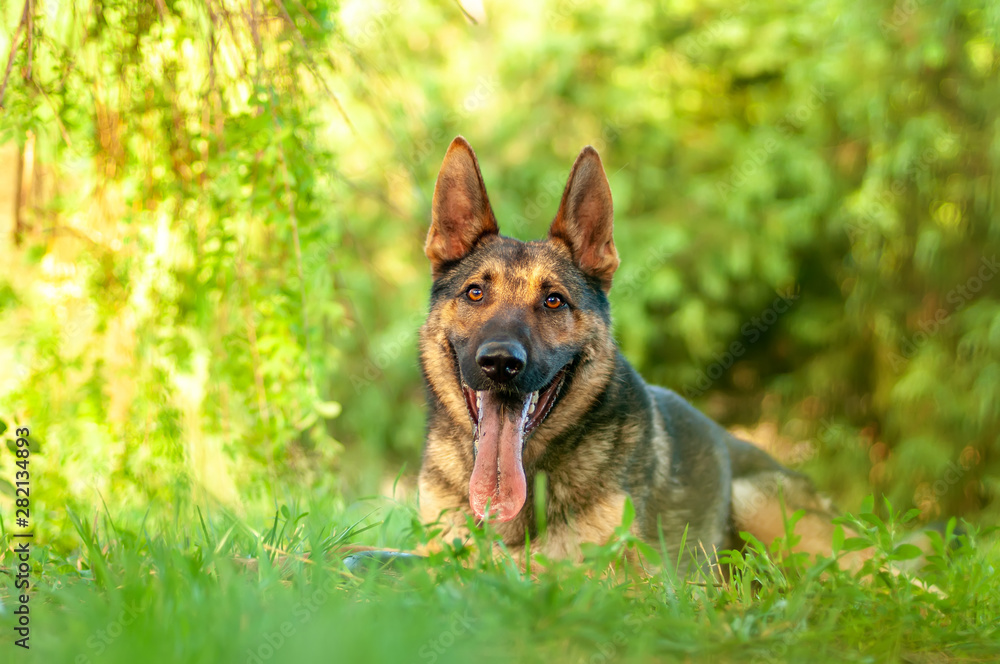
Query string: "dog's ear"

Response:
xmin=548 ymin=146 xmax=619 ymax=292
xmin=425 ymin=136 xmax=499 ymax=277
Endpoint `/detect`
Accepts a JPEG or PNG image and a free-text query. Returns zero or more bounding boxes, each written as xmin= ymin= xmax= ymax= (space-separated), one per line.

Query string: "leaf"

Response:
xmin=314 ymin=400 xmax=342 ymax=419
xmin=740 ymin=531 xmax=767 ymax=554
xmin=945 ymin=516 xmax=958 ymax=540
xmin=890 ymin=543 xmax=924 ymax=561
xmin=860 ymin=513 xmax=884 ymax=528
xmin=632 ymin=540 xmax=662 ymax=567
xmin=618 ymin=496 xmax=636 ymax=531
xmin=831 ymin=524 xmax=845 ymax=553
xmin=842 ymin=537 xmax=873 ymax=552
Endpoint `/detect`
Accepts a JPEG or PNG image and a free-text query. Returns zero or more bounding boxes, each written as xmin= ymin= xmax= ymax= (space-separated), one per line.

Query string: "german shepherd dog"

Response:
xmin=417 ymin=137 xmax=862 ymax=570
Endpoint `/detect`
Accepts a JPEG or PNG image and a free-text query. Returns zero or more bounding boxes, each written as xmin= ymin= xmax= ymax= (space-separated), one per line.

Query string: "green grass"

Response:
xmin=1 ymin=496 xmax=998 ymax=664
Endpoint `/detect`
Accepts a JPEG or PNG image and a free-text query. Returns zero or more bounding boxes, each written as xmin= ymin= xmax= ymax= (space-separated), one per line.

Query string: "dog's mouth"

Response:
xmin=461 ymin=369 xmax=567 ymax=440
xmin=459 ymin=367 xmax=569 ymax=523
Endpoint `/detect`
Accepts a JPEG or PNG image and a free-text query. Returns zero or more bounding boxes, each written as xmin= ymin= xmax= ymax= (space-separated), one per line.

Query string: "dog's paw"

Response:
xmin=343 ymin=550 xmax=424 ymax=576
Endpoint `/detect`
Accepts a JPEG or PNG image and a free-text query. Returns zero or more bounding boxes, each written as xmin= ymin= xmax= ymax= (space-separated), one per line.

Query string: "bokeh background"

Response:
xmin=1 ymin=0 xmax=998 ymax=545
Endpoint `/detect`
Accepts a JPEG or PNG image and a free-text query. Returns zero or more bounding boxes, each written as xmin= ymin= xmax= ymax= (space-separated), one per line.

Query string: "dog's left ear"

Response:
xmin=548 ymin=146 xmax=619 ymax=292
xmin=425 ymin=136 xmax=499 ymax=277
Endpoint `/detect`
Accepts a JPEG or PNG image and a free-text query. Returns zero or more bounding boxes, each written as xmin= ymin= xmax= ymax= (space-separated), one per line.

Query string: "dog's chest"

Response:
xmin=492 ymin=482 xmax=629 ymax=559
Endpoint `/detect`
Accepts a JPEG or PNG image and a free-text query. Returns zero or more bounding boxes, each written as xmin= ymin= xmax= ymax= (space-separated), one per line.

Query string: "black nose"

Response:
xmin=476 ymin=341 xmax=526 ymax=383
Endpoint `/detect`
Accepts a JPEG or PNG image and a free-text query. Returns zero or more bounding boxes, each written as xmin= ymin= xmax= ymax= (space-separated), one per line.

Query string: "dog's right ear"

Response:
xmin=425 ymin=136 xmax=499 ymax=277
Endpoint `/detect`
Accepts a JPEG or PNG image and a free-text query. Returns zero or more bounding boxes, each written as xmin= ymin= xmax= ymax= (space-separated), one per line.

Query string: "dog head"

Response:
xmin=420 ymin=136 xmax=620 ymax=522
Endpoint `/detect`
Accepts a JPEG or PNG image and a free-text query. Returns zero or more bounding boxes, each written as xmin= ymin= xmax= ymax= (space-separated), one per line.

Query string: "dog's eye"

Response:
xmin=544 ymin=294 xmax=564 ymax=309
xmin=467 ymin=286 xmax=484 ymax=302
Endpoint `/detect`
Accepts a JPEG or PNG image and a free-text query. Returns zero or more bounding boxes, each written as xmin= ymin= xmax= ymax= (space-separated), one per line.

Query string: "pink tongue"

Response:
xmin=468 ymin=391 xmax=529 ymax=522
